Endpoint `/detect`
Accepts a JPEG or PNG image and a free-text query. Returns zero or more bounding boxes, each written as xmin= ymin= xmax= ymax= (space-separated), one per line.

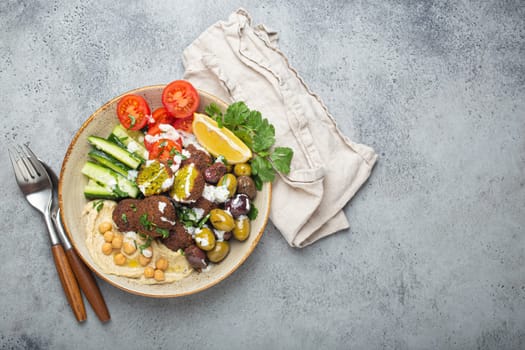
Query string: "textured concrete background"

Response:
xmin=1 ymin=1 xmax=524 ymax=349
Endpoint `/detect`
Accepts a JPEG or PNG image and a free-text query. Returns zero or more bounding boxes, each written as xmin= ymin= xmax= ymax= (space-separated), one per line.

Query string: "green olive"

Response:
xmin=209 ymin=209 xmax=235 ymax=231
xmin=233 ymin=217 xmax=250 ymax=241
xmin=206 ymin=241 xmax=230 ymax=263
xmin=233 ymin=163 xmax=252 ymax=176
xmin=218 ymin=173 xmax=237 ymax=198
xmin=194 ymin=227 xmax=216 ymax=251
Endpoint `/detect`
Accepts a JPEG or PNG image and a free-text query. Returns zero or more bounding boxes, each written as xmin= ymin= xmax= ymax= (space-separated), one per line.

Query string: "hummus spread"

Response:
xmin=81 ymin=200 xmax=193 ymax=284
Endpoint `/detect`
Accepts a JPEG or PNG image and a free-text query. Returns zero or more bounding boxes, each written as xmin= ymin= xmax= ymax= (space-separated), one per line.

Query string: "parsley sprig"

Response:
xmin=205 ymin=102 xmax=294 ymax=189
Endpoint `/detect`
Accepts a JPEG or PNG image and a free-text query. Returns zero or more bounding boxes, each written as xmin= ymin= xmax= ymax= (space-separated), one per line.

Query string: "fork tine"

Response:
xmin=22 ymin=144 xmax=47 ymax=178
xmin=8 ymin=147 xmax=29 ymax=182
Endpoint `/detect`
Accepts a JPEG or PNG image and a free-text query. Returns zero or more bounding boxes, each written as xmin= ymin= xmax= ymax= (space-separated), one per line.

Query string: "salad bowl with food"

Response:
xmin=59 ymin=81 xmax=288 ymax=298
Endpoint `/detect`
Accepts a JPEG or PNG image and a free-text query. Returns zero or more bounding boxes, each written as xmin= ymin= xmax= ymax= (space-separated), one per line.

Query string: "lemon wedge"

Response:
xmin=192 ymin=113 xmax=252 ymax=164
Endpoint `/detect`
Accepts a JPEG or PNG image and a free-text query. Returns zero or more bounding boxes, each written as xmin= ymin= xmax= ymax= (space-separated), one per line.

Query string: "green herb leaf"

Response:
xmin=139 ymin=213 xmax=153 ymax=230
xmin=205 ymin=103 xmax=223 ymax=119
xmin=247 ymin=203 xmax=258 ymax=220
xmin=138 ymin=236 xmax=152 ymax=252
xmin=93 ymin=200 xmax=104 ymax=212
xmin=155 ymin=227 xmax=170 ymax=239
xmin=197 ymin=213 xmax=210 ymax=229
xmin=121 ymin=213 xmax=128 ymax=224
xmin=270 ymin=147 xmax=293 ymax=174
xmin=128 ymin=115 xmax=136 ymax=128
xmin=251 ymin=155 xmax=275 ymax=182
xmin=130 ymin=203 xmax=137 ymax=212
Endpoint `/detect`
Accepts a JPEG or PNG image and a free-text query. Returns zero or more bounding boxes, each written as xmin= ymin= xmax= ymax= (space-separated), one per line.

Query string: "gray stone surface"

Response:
xmin=1 ymin=1 xmax=524 ymax=349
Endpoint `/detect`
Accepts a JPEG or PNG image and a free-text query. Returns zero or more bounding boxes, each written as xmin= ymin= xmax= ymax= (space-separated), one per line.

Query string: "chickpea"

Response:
xmin=144 ymin=266 xmax=155 ymax=278
xmin=138 ymin=254 xmax=152 ymax=267
xmin=123 ymin=241 xmax=136 ymax=255
xmin=155 ymin=257 xmax=169 ymax=271
xmin=98 ymin=222 xmax=112 ymax=234
xmin=111 ymin=234 xmax=123 ymax=249
xmin=103 ymin=231 xmax=114 ymax=243
xmin=113 ymin=253 xmax=126 ymax=266
xmin=154 ymin=269 xmax=165 ymax=282
xmin=101 ymin=242 xmax=113 ymax=255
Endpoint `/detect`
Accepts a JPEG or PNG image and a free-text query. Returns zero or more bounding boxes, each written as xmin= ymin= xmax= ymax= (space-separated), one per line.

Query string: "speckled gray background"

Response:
xmin=1 ymin=1 xmax=524 ymax=349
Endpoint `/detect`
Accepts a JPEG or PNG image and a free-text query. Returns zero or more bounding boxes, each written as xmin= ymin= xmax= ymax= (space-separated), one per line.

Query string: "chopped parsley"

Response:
xmin=138 ymin=236 xmax=152 ymax=252
xmin=128 ymin=115 xmax=136 ymax=128
xmin=247 ymin=203 xmax=258 ymax=220
xmin=93 ymin=200 xmax=104 ymax=212
xmin=130 ymin=203 xmax=137 ymax=212
xmin=139 ymin=213 xmax=153 ymax=230
xmin=155 ymin=227 xmax=170 ymax=239
xmin=121 ymin=213 xmax=128 ymax=223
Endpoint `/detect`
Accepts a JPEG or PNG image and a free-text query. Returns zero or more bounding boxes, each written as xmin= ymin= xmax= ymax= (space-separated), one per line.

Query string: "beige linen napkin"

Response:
xmin=183 ymin=9 xmax=377 ymax=247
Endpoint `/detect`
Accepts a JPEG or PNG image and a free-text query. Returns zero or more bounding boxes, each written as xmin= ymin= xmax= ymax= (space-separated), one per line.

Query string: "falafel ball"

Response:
xmin=182 ymin=144 xmax=212 ymax=173
xmin=170 ymin=163 xmax=205 ymax=203
xmin=161 ymin=223 xmax=194 ymax=251
xmin=112 ymin=198 xmax=141 ymax=232
xmin=136 ymin=195 xmax=177 ymax=238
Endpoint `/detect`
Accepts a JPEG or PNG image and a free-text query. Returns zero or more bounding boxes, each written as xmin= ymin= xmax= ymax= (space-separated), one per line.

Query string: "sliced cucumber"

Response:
xmin=88 ymin=149 xmax=130 ymax=177
xmin=87 ymin=136 xmax=142 ymax=169
xmin=111 ymin=124 xmax=149 ymax=160
xmin=83 ymin=179 xmax=119 ymax=199
xmin=107 ymin=133 xmax=127 ymax=149
xmin=81 ymin=161 xmax=139 ymax=198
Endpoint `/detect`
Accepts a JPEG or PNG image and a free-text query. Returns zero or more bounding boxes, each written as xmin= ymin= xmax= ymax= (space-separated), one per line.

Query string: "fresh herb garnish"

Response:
xmin=197 ymin=213 xmax=211 ymax=229
xmin=130 ymin=203 xmax=137 ymax=212
xmin=139 ymin=213 xmax=153 ymax=230
xmin=93 ymin=200 xmax=104 ymax=212
xmin=205 ymin=101 xmax=294 ymax=189
xmin=247 ymin=203 xmax=258 ymax=220
xmin=128 ymin=115 xmax=136 ymax=128
xmin=155 ymin=227 xmax=170 ymax=239
xmin=176 ymin=207 xmax=207 ymax=228
xmin=138 ymin=236 xmax=152 ymax=252
xmin=121 ymin=213 xmax=128 ymax=223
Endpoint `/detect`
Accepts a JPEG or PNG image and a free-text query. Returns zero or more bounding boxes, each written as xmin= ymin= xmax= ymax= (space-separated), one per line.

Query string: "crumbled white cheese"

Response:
xmin=127 ymin=170 xmax=138 ymax=181
xmin=142 ymin=247 xmax=153 ymax=258
xmin=144 ymin=123 xmax=181 ymax=145
xmin=186 ymin=226 xmax=196 ymax=235
xmin=158 ymin=201 xmax=166 ymax=213
xmin=182 ymin=149 xmax=191 ymax=159
xmin=124 ymin=231 xmax=137 ymax=240
xmin=214 ymin=229 xmax=225 ymax=242
xmin=127 ymin=141 xmax=140 ymax=153
xmin=193 ymin=207 xmax=205 ymax=220
xmin=202 ymin=184 xmax=230 ymax=203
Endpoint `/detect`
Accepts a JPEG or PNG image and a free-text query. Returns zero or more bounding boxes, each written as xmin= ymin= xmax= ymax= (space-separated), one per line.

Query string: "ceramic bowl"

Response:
xmin=59 ymin=85 xmax=271 ymax=298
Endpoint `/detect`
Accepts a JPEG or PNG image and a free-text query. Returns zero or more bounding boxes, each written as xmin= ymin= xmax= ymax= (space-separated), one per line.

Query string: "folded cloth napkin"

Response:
xmin=183 ymin=8 xmax=378 ymax=247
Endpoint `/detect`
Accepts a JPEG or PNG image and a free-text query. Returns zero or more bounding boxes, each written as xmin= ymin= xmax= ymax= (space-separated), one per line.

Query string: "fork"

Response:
xmin=9 ymin=144 xmax=86 ymax=322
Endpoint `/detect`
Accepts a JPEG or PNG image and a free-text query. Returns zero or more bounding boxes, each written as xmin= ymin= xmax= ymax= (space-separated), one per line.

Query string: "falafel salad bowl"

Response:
xmin=59 ymin=80 xmax=293 ymax=297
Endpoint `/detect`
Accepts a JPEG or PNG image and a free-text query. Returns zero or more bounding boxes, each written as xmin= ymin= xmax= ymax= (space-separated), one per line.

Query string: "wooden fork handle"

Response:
xmin=51 ymin=244 xmax=86 ymax=322
xmin=65 ymin=248 xmax=110 ymax=322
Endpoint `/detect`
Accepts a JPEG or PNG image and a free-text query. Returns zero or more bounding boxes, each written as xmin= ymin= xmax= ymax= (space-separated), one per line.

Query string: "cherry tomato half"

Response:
xmin=116 ymin=94 xmax=150 ymax=130
xmin=149 ymin=107 xmax=174 ymax=127
xmin=144 ymin=124 xmax=163 ymax=151
xmin=162 ymin=80 xmax=200 ymax=119
xmin=148 ymin=139 xmax=182 ymax=162
xmin=172 ymin=115 xmax=193 ymax=133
